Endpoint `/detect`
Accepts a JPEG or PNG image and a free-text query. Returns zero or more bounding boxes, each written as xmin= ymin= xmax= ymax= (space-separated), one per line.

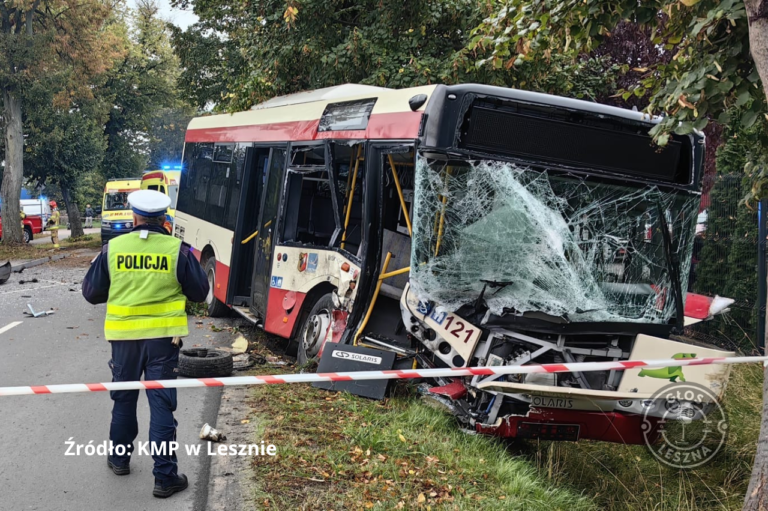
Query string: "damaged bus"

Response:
xmin=175 ymin=84 xmax=733 ymax=444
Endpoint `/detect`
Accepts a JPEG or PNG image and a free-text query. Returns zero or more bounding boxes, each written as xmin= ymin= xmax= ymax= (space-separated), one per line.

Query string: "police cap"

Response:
xmin=127 ymin=190 xmax=171 ymax=217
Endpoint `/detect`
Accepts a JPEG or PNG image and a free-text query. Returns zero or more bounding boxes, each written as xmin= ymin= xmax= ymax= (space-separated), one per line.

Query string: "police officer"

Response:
xmin=82 ymin=189 xmax=209 ymax=498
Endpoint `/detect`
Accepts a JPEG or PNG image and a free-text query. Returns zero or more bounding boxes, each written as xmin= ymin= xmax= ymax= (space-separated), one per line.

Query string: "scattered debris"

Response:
xmin=200 ymin=423 xmax=226 ymax=442
xmin=20 ymin=295 xmax=31 ymax=298
xmin=231 ymin=335 xmax=248 ymax=354
xmin=0 ymin=261 xmax=11 ymax=285
xmin=233 ymin=353 xmax=255 ymax=371
xmin=18 ymin=278 xmax=39 ymax=285
xmin=266 ymin=355 xmax=288 ymax=366
xmin=24 ymin=304 xmax=54 ymax=318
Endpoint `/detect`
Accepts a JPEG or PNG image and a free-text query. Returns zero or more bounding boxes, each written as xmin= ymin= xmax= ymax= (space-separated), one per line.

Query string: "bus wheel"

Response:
xmin=296 ymin=293 xmax=334 ymax=366
xmin=204 ymin=258 xmax=229 ymax=317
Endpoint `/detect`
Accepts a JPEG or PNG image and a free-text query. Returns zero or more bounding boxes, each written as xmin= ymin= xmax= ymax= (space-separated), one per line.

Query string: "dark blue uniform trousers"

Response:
xmin=109 ymin=338 xmax=179 ymax=482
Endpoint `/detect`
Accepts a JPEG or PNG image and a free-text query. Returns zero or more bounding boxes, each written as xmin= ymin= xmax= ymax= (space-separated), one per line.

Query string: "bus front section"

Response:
xmin=397 ymin=85 xmax=732 ymax=444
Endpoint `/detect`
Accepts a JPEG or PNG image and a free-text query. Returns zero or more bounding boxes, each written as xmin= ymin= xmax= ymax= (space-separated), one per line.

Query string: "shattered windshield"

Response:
xmin=410 ymin=157 xmax=699 ymax=324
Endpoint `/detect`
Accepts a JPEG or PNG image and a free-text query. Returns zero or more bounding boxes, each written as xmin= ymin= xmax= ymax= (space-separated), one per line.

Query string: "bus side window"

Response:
xmin=281 ymin=145 xmax=336 ymax=247
xmin=177 ymin=142 xmax=213 ymax=220
xmin=224 ymin=144 xmax=248 ymax=230
xmin=207 ymin=161 xmax=229 ymax=225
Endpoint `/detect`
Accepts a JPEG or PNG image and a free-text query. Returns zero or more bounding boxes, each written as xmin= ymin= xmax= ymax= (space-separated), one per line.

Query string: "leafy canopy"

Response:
xmin=172 ymin=0 xmax=624 ymax=112
xmin=469 ymin=0 xmax=761 ymax=145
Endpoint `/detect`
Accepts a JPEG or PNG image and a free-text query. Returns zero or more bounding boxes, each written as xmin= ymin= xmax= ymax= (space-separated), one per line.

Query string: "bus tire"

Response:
xmin=179 ymin=348 xmax=233 ymax=378
xmin=204 ymin=257 xmax=230 ymax=317
xmin=295 ymin=293 xmax=334 ymax=366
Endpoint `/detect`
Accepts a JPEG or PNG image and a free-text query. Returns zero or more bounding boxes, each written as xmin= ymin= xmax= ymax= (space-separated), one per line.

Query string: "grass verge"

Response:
xmin=247 ymin=375 xmax=595 ymax=510
xmin=527 ymin=363 xmax=763 ymax=511
xmin=243 ymin=358 xmax=762 ymax=511
xmin=0 ymin=234 xmax=101 ymax=260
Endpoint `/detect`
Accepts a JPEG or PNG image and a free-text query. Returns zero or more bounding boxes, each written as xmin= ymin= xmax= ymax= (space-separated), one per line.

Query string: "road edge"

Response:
xmin=203 ymin=385 xmax=258 ymax=511
xmin=11 ymin=253 xmax=69 ymax=273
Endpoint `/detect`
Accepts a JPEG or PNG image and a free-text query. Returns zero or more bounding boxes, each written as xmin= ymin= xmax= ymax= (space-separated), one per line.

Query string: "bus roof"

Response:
xmin=186 ymin=84 xmax=437 ymax=144
xmin=185 ymin=83 xmax=665 ymax=145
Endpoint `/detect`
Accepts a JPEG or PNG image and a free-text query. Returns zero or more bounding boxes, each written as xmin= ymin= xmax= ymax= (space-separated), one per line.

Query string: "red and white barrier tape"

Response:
xmin=0 ymin=355 xmax=765 ymax=397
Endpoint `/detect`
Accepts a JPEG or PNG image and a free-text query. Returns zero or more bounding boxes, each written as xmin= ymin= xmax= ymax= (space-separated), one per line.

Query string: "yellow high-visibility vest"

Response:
xmin=105 ymin=231 xmax=188 ymax=340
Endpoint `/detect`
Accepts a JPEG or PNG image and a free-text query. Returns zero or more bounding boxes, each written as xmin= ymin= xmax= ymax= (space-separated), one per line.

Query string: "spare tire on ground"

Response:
xmin=179 ymin=348 xmax=234 ymax=378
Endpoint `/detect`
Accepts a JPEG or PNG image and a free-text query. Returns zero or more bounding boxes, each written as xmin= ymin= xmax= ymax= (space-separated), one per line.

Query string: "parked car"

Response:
xmin=0 ymin=209 xmax=44 ymax=243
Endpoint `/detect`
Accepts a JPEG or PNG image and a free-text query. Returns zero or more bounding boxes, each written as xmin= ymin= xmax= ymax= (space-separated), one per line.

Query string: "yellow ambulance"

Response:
xmin=100 ymin=178 xmax=141 ymax=245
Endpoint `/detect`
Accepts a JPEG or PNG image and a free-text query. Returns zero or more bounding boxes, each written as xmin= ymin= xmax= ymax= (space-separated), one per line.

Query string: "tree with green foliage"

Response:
xmin=147 ymin=105 xmax=196 ymax=169
xmin=101 ymin=0 xmax=183 ymax=179
xmin=0 ymin=0 xmax=116 ymax=244
xmin=24 ymin=100 xmax=107 ymax=238
xmin=171 ymin=0 xmax=620 ymax=111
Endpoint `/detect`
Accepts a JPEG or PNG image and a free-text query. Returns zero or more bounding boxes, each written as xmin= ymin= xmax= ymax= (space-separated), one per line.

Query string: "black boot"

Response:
xmin=107 ymin=457 xmax=130 ymax=476
xmin=153 ymin=473 xmax=189 ymax=498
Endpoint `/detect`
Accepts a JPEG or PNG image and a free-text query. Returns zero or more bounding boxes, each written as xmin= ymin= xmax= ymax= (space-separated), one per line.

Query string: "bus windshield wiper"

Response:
xmin=480 ymin=279 xmax=514 ymax=290
xmin=655 ymin=201 xmax=684 ymax=333
xmin=473 ymin=280 xmax=513 ymax=314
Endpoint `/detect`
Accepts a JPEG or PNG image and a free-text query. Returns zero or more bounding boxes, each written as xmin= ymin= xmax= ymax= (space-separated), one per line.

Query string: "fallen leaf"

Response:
xmin=417 ymin=493 xmax=426 ymax=504
xmin=241 ymin=419 xmax=250 ymax=424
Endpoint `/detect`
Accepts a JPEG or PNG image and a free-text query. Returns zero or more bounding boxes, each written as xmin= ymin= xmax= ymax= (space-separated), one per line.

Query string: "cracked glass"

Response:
xmin=410 ymin=157 xmax=699 ymax=324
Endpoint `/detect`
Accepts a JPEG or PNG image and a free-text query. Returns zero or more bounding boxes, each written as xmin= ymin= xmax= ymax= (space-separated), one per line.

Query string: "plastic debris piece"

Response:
xmin=199 ymin=423 xmax=226 ymax=442
xmin=231 ymin=335 xmax=248 ymax=354
xmin=24 ymin=304 xmax=55 ymax=318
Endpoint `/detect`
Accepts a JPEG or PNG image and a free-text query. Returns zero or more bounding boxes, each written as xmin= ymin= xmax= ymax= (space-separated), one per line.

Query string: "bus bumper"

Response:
xmin=474 ymin=408 xmax=660 ymax=444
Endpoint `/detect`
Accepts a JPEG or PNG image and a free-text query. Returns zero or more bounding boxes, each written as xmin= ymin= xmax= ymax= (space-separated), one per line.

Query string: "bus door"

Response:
xmin=250 ymin=148 xmax=287 ymax=317
xmin=229 ymin=147 xmax=262 ymax=306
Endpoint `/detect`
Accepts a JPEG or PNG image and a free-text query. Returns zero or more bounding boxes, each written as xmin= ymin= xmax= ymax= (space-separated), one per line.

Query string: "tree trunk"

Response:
xmin=0 ymin=87 xmax=24 ymax=245
xmin=61 ymin=186 xmax=83 ymax=239
xmin=745 ymin=3 xmax=768 ymax=509
xmin=745 ymin=364 xmax=768 ymax=511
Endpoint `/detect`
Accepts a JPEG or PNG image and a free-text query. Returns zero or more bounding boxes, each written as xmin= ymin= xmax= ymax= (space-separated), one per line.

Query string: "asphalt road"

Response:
xmin=0 ymin=256 xmax=233 ymax=511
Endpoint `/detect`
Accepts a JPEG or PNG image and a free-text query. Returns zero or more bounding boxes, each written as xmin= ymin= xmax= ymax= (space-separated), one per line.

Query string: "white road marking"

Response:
xmin=0 ymin=322 xmax=23 ymax=335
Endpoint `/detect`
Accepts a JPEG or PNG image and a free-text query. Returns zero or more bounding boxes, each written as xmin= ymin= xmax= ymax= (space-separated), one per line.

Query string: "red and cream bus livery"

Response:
xmin=175 ymin=83 xmax=734 ymax=444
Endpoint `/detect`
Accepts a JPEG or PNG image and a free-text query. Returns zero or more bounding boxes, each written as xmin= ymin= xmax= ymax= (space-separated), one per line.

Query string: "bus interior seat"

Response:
xmin=379 ymin=228 xmax=411 ymax=300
